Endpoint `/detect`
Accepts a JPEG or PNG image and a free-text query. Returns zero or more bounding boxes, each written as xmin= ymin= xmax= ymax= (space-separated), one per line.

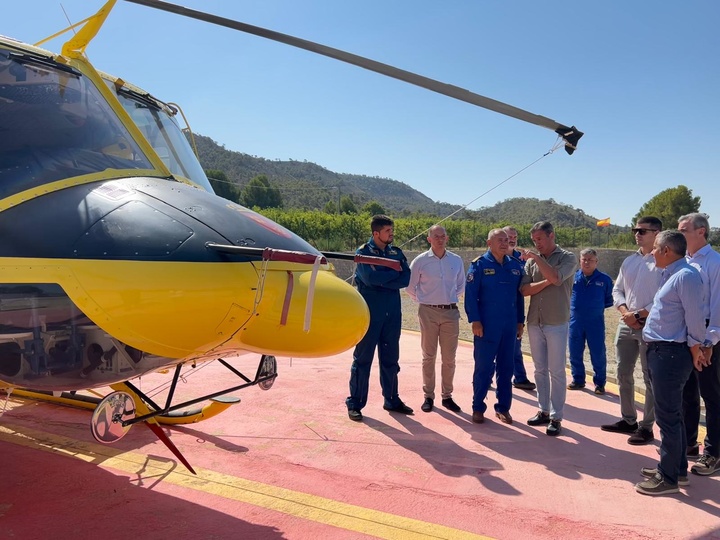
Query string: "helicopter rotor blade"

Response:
xmin=123 ymin=0 xmax=582 ymax=153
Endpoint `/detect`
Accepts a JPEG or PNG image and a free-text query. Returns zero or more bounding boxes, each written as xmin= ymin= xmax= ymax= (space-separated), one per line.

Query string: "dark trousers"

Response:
xmin=647 ymin=341 xmax=694 ymax=485
xmin=346 ymin=300 xmax=401 ymax=411
xmin=513 ymin=336 xmax=529 ymax=383
xmin=472 ymin=321 xmax=516 ymax=414
xmin=682 ymin=345 xmax=720 ymax=457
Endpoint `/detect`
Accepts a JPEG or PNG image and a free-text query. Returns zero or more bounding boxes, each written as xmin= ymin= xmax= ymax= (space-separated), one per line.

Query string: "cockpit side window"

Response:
xmin=109 ymin=82 xmax=214 ymax=193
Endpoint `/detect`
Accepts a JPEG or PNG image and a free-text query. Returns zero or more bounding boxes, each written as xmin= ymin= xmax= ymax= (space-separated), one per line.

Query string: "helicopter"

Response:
xmin=0 ymin=0 xmax=382 ymax=470
xmin=0 ymin=0 xmax=580 ymax=472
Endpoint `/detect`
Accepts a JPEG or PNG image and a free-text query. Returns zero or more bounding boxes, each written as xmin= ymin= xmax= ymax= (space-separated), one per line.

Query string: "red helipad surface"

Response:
xmin=1 ymin=331 xmax=718 ymax=539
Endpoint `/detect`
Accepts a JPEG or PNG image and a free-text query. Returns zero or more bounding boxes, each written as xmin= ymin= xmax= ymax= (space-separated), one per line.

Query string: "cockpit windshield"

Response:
xmin=109 ymin=83 xmax=214 ymax=193
xmin=0 ymin=45 xmax=154 ymax=199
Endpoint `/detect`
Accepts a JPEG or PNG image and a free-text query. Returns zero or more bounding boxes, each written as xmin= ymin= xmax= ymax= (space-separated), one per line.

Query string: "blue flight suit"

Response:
xmin=465 ymin=251 xmax=524 ymax=414
xmin=510 ymin=248 xmax=531 ymax=384
xmin=568 ymin=268 xmax=614 ymax=387
xmin=346 ymin=238 xmax=411 ymax=411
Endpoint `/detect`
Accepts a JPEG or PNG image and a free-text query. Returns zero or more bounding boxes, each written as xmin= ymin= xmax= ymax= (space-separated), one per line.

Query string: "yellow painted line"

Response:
xmin=0 ymin=423 xmax=491 ymax=540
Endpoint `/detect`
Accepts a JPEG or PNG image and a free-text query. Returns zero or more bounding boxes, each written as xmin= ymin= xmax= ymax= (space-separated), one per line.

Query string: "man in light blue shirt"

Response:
xmin=407 ymin=225 xmax=466 ymax=413
xmin=635 ymin=231 xmax=706 ymax=496
xmin=678 ymin=213 xmax=720 ymax=477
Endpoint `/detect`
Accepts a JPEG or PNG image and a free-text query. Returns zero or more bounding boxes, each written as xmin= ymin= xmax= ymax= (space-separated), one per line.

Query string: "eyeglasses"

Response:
xmin=632 ymin=228 xmax=659 ymax=235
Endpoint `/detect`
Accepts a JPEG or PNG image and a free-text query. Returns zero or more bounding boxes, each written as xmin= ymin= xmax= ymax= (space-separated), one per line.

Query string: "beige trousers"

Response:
xmin=418 ymin=304 xmax=460 ymax=400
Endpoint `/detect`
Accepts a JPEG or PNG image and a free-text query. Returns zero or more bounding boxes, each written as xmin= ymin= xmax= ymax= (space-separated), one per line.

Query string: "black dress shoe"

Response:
xmin=627 ymin=428 xmax=654 ymax=445
xmin=546 ymin=419 xmax=562 ymax=436
xmin=441 ymin=398 xmax=461 ymax=412
xmin=513 ymin=380 xmax=536 ymax=390
xmin=600 ymin=419 xmax=638 ymax=433
xmin=383 ymin=401 xmax=414 ymax=414
xmin=527 ymin=411 xmax=551 ymax=426
xmin=348 ymin=409 xmax=363 ymax=422
xmin=421 ymin=398 xmax=434 ymax=412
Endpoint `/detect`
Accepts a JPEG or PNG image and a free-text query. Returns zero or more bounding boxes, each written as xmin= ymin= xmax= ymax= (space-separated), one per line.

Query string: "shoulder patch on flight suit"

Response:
xmin=467 ymin=273 xmax=474 ymax=282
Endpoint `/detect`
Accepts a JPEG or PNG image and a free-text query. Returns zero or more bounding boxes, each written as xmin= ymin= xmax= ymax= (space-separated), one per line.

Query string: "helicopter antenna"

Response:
xmin=60 ymin=4 xmax=78 ymax=35
xmin=123 ymin=0 xmax=583 ymax=154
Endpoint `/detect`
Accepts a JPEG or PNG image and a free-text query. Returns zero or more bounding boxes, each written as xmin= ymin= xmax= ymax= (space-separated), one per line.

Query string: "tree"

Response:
xmin=323 ymin=201 xmax=337 ymax=214
xmin=242 ymin=175 xmax=283 ymax=209
xmin=362 ymin=200 xmax=386 ymax=215
xmin=205 ymin=169 xmax=240 ymax=203
xmin=339 ymin=195 xmax=357 ymax=214
xmin=633 ymin=185 xmax=701 ymax=228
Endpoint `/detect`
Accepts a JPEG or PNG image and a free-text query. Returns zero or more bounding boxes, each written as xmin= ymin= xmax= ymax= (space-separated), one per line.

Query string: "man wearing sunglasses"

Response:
xmin=602 ymin=216 xmax=663 ymax=445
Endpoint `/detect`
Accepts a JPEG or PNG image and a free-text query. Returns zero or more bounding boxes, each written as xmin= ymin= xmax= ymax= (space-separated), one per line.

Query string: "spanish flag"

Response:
xmin=596 ymin=218 xmax=611 ymax=227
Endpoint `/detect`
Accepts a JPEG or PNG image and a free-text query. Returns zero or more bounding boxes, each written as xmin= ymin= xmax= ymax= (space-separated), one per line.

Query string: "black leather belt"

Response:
xmin=423 ymin=304 xmax=458 ymax=310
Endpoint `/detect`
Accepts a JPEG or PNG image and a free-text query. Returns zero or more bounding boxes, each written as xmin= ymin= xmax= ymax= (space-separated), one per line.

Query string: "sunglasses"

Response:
xmin=632 ymin=228 xmax=659 ymax=235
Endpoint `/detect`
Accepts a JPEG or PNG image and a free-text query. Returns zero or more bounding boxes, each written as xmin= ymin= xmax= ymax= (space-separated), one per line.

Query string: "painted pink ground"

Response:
xmin=1 ymin=331 xmax=718 ymax=539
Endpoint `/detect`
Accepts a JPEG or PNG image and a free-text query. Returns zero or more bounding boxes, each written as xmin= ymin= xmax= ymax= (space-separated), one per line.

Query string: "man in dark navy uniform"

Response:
xmin=346 ymin=215 xmax=412 ymax=422
xmin=465 ymin=228 xmax=525 ymax=424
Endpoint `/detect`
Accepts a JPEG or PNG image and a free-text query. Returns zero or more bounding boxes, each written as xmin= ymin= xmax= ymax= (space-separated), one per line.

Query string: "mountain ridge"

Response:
xmin=193 ymin=133 xmax=619 ymax=230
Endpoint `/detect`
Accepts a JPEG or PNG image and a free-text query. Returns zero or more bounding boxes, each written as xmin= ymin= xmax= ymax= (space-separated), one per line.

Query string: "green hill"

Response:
xmin=193 ymin=134 xmax=624 ymax=231
xmin=193 ymin=134 xmax=460 ymax=216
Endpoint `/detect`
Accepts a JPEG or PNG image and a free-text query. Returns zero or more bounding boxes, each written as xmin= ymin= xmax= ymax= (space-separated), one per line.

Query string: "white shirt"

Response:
xmin=687 ymin=243 xmax=720 ymax=345
xmin=612 ymin=249 xmax=662 ymax=312
xmin=407 ymin=249 xmax=465 ymax=305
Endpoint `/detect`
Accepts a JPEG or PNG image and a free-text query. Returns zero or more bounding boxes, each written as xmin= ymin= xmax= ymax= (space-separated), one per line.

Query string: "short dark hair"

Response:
xmin=371 ymin=214 xmax=394 ymax=233
xmin=637 ymin=216 xmax=663 ymax=230
xmin=656 ymin=230 xmax=686 ymax=256
xmin=678 ymin=212 xmax=709 ymax=240
xmin=530 ymin=221 xmax=554 ymax=235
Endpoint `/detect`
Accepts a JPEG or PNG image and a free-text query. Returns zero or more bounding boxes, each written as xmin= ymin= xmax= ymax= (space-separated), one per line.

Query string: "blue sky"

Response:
xmin=4 ymin=1 xmax=719 ymax=226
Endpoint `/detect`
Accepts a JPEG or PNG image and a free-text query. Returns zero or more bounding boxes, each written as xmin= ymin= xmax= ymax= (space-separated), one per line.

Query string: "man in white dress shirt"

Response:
xmin=407 ymin=225 xmax=466 ymax=413
xmin=601 ymin=216 xmax=663 ymax=445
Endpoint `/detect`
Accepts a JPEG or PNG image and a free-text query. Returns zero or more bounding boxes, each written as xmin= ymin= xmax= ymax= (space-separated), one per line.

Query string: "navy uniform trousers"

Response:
xmin=346 ymin=289 xmax=402 ymax=411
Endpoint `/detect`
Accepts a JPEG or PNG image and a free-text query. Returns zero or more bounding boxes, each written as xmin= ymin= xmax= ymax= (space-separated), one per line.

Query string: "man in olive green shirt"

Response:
xmin=520 ymin=221 xmax=578 ymax=436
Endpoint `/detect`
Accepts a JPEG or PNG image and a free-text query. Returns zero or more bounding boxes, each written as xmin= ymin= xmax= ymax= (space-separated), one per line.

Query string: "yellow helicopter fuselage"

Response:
xmin=0 ymin=20 xmax=369 ymax=391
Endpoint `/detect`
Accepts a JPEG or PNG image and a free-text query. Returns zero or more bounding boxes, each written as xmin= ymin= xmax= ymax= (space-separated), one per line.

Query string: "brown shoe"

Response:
xmin=472 ymin=411 xmax=484 ymax=424
xmin=495 ymin=411 xmax=513 ymax=424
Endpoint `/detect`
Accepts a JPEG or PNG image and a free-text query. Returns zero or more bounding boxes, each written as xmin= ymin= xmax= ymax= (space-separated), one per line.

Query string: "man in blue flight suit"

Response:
xmin=465 ymin=228 xmax=525 ymax=424
xmin=568 ymin=248 xmax=614 ymax=394
xmin=504 ymin=226 xmax=536 ymax=391
xmin=346 ymin=215 xmax=412 ymax=422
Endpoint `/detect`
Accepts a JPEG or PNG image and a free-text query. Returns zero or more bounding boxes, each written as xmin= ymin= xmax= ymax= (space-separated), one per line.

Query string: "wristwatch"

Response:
xmin=633 ymin=311 xmax=642 ymax=320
